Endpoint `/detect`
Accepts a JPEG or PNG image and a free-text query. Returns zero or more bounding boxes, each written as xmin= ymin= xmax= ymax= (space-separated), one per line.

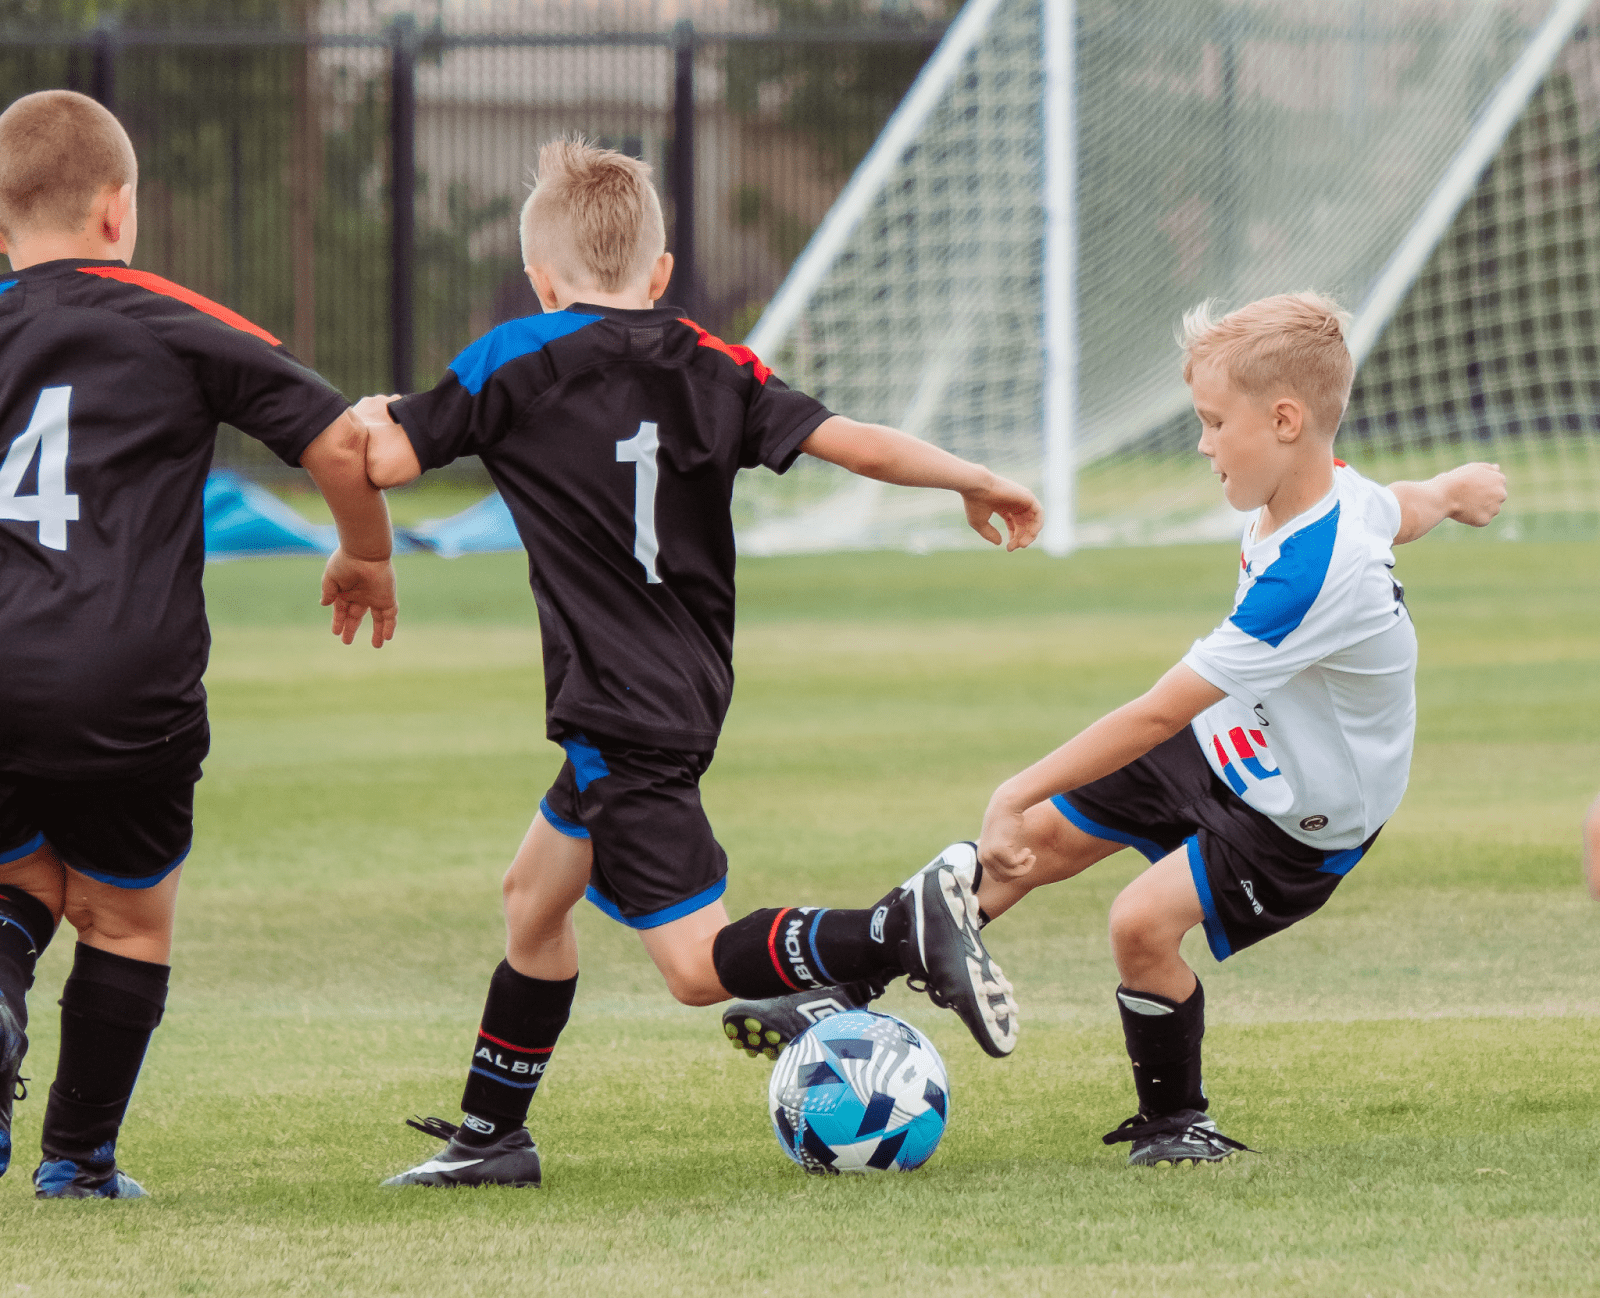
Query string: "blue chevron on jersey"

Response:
xmin=0 ymin=280 xmax=17 ymax=297
xmin=448 ymin=310 xmax=601 ymax=395
xmin=1228 ymin=503 xmax=1340 ymax=647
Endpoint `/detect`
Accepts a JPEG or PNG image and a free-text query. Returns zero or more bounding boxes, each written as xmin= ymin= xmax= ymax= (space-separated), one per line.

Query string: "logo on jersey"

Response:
xmin=1207 ymin=723 xmax=1293 ymax=815
xmin=1240 ymin=879 xmax=1264 ymax=915
xmin=1299 ymin=814 xmax=1329 ymax=831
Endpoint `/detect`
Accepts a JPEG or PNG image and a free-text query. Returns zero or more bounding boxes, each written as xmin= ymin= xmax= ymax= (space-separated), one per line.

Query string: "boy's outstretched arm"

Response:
xmin=801 ymin=415 xmax=1043 ymax=550
xmin=979 ymin=664 xmax=1225 ymax=880
xmin=301 ymin=408 xmax=399 ymax=647
xmin=1389 ymin=461 xmax=1507 ymax=544
xmin=353 ymin=394 xmax=423 ymax=489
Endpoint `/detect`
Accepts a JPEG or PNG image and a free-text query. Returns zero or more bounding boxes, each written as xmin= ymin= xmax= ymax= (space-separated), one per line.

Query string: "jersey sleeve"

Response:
xmin=739 ymin=372 xmax=833 ymax=474
xmin=117 ymin=280 xmax=348 ymax=466
xmin=388 ymin=368 xmax=513 ymax=471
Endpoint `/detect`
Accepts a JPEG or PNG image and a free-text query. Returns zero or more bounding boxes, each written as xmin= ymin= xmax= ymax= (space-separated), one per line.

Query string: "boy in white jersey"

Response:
xmin=724 ymin=291 xmax=1507 ymax=1164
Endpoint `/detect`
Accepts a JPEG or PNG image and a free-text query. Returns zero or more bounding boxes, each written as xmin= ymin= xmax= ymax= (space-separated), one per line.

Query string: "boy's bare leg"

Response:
xmin=502 ymin=813 xmax=592 ymax=980
xmin=62 ymin=867 xmax=182 ymax=964
xmin=638 ymin=901 xmax=731 ymax=1007
xmin=976 ymin=801 xmax=1124 ymax=920
xmin=1106 ymin=850 xmax=1204 ymax=1001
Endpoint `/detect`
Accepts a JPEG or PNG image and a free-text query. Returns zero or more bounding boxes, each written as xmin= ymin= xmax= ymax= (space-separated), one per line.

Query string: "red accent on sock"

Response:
xmin=767 ymin=908 xmax=800 ymax=990
xmin=477 ymin=1029 xmax=554 ymax=1054
xmin=77 ymin=266 xmax=282 ymax=346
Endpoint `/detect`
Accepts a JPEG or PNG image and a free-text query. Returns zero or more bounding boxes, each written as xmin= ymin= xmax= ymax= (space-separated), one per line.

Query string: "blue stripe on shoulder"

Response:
xmin=1228 ymin=502 xmax=1340 ymax=648
xmin=0 ymin=279 xmax=17 ymax=296
xmin=448 ymin=310 xmax=601 ymax=395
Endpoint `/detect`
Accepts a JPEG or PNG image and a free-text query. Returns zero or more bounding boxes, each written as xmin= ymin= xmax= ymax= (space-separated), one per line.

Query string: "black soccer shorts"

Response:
xmin=1053 ymin=728 xmax=1381 ymax=961
xmin=538 ymin=731 xmax=728 ymax=929
xmin=0 ymin=753 xmax=203 ymax=889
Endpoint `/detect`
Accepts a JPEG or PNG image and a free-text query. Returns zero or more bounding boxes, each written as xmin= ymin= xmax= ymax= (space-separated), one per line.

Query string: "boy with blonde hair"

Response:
xmin=0 ymin=90 xmax=397 ymax=1198
xmin=727 ymin=291 xmax=1507 ymax=1165
xmin=362 ymin=139 xmax=1037 ymax=1187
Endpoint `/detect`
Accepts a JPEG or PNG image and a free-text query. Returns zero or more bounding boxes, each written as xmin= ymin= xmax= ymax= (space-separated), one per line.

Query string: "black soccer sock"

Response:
xmin=711 ymin=900 xmax=908 ymax=999
xmin=40 ymin=944 xmax=169 ymax=1164
xmin=0 ymin=884 xmax=58 ymax=1031
xmin=1116 ymin=979 xmax=1207 ymax=1120
xmin=458 ymin=962 xmax=576 ymax=1145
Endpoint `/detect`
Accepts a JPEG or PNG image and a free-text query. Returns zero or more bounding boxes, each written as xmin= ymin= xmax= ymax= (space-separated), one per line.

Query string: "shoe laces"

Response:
xmin=903 ymin=976 xmax=954 ymax=1010
xmin=405 ymin=1115 xmax=460 ymax=1142
xmin=1101 ymin=1112 xmax=1253 ymax=1155
xmin=13 ymin=1075 xmax=25 ymax=1102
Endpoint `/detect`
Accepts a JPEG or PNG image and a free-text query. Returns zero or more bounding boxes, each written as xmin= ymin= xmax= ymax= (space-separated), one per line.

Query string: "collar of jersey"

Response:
xmin=1245 ymin=474 xmax=1340 ymax=554
xmin=566 ymin=302 xmax=685 ymax=323
xmin=10 ymin=256 xmax=128 ymax=279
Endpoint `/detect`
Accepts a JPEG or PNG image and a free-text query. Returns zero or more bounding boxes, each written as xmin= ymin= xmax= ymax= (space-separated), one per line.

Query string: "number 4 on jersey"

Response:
xmin=616 ymin=420 xmax=662 ymax=584
xmin=0 ymin=386 xmax=79 ymax=551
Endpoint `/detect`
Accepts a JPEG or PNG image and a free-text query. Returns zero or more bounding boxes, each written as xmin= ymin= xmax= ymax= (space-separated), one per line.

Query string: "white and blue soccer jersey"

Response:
xmin=1181 ymin=465 xmax=1417 ymax=851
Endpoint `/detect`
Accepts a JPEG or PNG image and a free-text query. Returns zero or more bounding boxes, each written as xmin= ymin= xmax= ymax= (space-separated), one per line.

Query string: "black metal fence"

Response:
xmin=0 ymin=12 xmax=945 ymax=474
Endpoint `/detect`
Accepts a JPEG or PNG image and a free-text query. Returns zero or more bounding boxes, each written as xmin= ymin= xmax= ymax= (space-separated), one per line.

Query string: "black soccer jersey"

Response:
xmin=0 ymin=258 xmax=349 ymax=778
xmin=392 ymin=304 xmax=831 ymax=751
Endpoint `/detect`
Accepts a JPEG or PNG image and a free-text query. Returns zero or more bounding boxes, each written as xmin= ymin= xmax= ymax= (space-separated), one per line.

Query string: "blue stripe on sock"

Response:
xmin=538 ymin=797 xmax=590 ymax=839
xmin=1050 ymin=796 xmax=1167 ymax=863
xmin=467 ymin=1066 xmax=541 ymax=1089
xmin=584 ymin=876 xmax=728 ymax=930
xmin=1185 ymin=836 xmax=1233 ymax=962
xmin=805 ymin=909 xmax=835 ymax=985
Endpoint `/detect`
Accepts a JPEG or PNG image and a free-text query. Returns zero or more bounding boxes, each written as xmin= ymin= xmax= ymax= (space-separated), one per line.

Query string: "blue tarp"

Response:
xmin=202 ymin=470 xmax=515 ymax=560
xmin=408 ymin=490 xmax=521 ymax=558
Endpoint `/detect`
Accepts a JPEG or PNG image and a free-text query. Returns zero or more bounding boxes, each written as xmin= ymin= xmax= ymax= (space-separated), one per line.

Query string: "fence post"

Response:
xmin=390 ymin=14 xmax=418 ymax=395
xmin=670 ymin=19 xmax=697 ymax=319
xmin=91 ymin=18 xmax=117 ymax=111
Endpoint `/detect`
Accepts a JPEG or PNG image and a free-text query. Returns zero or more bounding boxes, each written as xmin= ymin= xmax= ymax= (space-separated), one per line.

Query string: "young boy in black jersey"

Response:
xmin=0 ymin=90 xmax=398 ymax=1198
xmin=362 ymin=139 xmax=1040 ymax=1188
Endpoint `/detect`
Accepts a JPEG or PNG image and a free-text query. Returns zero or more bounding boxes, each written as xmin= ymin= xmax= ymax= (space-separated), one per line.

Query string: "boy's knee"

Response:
xmin=1107 ymin=891 xmax=1174 ymax=966
xmin=654 ymin=945 xmax=726 ymax=1006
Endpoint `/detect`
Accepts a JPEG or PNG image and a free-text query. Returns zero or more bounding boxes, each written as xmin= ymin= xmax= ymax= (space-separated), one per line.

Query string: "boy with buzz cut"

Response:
xmin=724 ymin=292 xmax=1509 ymax=1165
xmin=360 ymin=138 xmax=1038 ymax=1189
xmin=0 ymin=90 xmax=398 ymax=1199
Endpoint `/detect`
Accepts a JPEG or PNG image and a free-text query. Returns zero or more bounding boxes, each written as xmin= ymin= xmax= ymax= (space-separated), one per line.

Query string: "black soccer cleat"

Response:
xmin=381 ymin=1116 xmax=542 ymax=1188
xmin=34 ymin=1142 xmax=148 ymax=1199
xmin=0 ymin=996 xmax=26 ymax=1179
xmin=721 ymin=979 xmax=887 ymax=1059
xmin=896 ymin=842 xmax=1019 ymax=1058
xmin=1102 ymin=1109 xmax=1253 ymax=1166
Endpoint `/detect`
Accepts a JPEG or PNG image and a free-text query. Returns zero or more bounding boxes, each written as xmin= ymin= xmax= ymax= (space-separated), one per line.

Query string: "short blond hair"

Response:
xmin=520 ymin=138 xmax=665 ymax=293
xmin=0 ymin=90 xmax=136 ymax=239
xmin=1180 ymin=291 xmax=1354 ymax=435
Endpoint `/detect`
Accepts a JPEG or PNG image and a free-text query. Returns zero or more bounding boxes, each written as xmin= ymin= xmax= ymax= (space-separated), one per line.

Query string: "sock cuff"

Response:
xmin=66 ymin=944 xmax=171 ymax=1017
xmin=0 ymin=884 xmax=57 ymax=955
xmin=1116 ymin=979 xmax=1204 ymax=1057
xmin=491 ymin=959 xmax=577 ymax=999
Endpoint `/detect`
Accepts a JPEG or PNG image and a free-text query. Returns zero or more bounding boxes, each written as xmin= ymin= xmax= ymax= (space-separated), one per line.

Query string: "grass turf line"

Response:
xmin=1 ymin=539 xmax=1596 ymax=1296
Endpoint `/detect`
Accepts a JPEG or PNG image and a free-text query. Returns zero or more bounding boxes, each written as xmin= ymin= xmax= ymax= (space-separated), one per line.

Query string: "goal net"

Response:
xmin=734 ymin=0 xmax=1600 ymax=553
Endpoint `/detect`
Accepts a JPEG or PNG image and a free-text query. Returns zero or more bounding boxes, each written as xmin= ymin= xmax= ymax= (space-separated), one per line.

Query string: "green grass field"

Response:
xmin=2 ymin=538 xmax=1597 ymax=1296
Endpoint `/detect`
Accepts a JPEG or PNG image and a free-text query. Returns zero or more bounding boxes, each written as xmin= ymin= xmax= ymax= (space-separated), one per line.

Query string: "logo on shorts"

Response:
xmin=1240 ymin=879 xmax=1264 ymax=916
xmin=1299 ymin=815 xmax=1329 ymax=831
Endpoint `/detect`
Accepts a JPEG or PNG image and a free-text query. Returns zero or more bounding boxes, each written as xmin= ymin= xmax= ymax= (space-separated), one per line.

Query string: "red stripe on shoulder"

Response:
xmin=679 ymin=317 xmax=771 ymax=385
xmin=1333 ymin=457 xmax=1347 ymax=468
xmin=78 ymin=266 xmax=281 ymax=346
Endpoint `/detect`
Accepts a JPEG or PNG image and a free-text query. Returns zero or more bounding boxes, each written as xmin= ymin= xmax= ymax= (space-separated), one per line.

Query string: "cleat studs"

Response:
xmin=762 ymin=1046 xmax=780 ymax=1060
xmin=746 ymin=1032 xmax=761 ymax=1045
xmin=742 ymin=1018 xmax=762 ymax=1033
xmin=723 ymin=1022 xmax=739 ymax=1039
xmin=742 ymin=1048 xmax=759 ymax=1058
xmin=763 ymin=1030 xmax=782 ymax=1045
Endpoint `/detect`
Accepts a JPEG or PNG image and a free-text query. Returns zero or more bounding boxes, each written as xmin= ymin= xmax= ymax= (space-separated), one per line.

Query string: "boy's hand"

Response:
xmin=1444 ymin=461 xmax=1507 ymax=527
xmin=978 ymin=791 xmax=1037 ymax=883
xmin=963 ymin=474 xmax=1043 ymax=551
xmin=321 ymin=548 xmax=398 ymax=647
xmin=352 ymin=394 xmax=423 ymax=489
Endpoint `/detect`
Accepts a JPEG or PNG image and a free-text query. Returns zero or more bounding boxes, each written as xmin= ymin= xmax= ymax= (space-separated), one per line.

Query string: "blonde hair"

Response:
xmin=0 ymin=90 xmax=136 ymax=239
xmin=520 ymin=138 xmax=665 ymax=293
xmin=1180 ymin=291 xmax=1354 ymax=435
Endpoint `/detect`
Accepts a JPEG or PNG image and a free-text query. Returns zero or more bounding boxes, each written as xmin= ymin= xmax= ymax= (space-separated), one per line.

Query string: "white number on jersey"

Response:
xmin=615 ymin=420 xmax=662 ymax=584
xmin=0 ymin=386 xmax=80 ymax=552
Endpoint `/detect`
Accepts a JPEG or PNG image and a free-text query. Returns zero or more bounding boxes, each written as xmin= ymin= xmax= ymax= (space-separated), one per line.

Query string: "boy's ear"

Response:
xmin=1271 ymin=395 xmax=1306 ymax=444
xmin=99 ymin=183 xmax=134 ymax=244
xmin=647 ymin=252 xmax=673 ymax=306
xmin=526 ymin=264 xmax=561 ymax=312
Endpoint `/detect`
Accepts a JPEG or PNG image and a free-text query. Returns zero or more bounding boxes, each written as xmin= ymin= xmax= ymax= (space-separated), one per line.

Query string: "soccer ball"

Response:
xmin=768 ymin=1009 xmax=949 ymax=1174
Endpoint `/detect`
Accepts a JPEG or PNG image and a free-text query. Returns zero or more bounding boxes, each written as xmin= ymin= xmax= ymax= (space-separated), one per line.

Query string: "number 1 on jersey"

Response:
xmin=616 ymin=420 xmax=662 ymax=584
xmin=0 ymin=386 xmax=79 ymax=551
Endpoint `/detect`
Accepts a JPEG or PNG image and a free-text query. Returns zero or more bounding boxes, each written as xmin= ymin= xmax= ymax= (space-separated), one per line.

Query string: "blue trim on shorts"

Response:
xmin=1184 ymin=836 xmax=1233 ymax=962
xmin=805 ymin=909 xmax=835 ymax=984
xmin=560 ymin=735 xmax=611 ymax=793
xmin=63 ymin=843 xmax=190 ymax=890
xmin=466 ymin=1066 xmax=540 ymax=1089
xmin=585 ymin=875 xmax=727 ymax=931
xmin=1319 ymin=845 xmax=1366 ymax=876
xmin=538 ymin=797 xmax=590 ymax=840
xmin=1050 ymin=795 xmax=1166 ymax=863
xmin=0 ymin=832 xmax=46 ymax=865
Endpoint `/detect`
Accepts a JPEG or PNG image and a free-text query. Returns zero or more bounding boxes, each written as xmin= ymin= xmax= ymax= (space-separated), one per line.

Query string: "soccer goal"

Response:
xmin=735 ymin=0 xmax=1600 ymax=554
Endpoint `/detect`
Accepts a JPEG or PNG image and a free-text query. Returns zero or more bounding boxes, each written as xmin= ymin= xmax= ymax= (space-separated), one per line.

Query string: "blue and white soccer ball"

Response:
xmin=768 ymin=1009 xmax=950 ymax=1174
